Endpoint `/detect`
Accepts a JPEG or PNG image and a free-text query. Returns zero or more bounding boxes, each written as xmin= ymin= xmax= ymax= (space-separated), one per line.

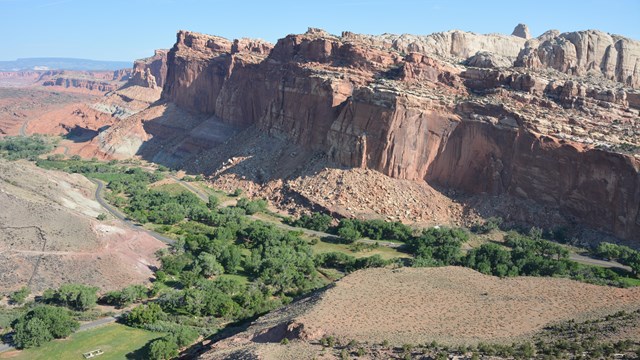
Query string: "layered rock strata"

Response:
xmin=148 ymin=27 xmax=640 ymax=242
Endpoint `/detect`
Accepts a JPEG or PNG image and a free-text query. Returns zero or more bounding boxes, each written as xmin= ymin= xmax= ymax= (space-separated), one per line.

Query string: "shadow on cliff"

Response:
xmin=132 ymin=102 xmax=245 ymax=170
xmin=64 ymin=125 xmax=107 ymax=143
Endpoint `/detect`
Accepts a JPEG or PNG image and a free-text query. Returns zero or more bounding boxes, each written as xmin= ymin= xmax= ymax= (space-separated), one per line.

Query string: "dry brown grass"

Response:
xmin=297 ymin=267 xmax=640 ymax=346
xmin=199 ymin=267 xmax=640 ymax=359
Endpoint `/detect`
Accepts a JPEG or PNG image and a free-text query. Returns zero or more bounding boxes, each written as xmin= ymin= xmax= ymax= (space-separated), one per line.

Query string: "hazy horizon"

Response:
xmin=1 ymin=0 xmax=639 ymax=62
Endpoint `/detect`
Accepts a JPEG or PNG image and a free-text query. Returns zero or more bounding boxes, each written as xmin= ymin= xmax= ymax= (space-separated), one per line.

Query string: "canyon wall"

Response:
xmin=158 ymin=28 xmax=640 ymax=242
xmin=41 ymin=77 xmax=120 ymax=92
xmin=128 ymin=50 xmax=168 ymax=89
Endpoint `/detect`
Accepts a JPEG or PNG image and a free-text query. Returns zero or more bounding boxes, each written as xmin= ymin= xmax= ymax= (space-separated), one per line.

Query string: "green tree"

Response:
xmin=124 ymin=303 xmax=165 ymax=327
xmin=148 ymin=337 xmax=179 ymax=360
xmin=198 ymin=253 xmax=225 ymax=277
xmin=169 ymin=326 xmax=199 ymax=347
xmin=102 ymin=285 xmax=148 ymax=308
xmin=337 ymin=220 xmax=361 ymax=243
xmin=207 ymin=195 xmax=220 ymax=209
xmin=56 ymin=284 xmax=98 ymax=311
xmin=236 ymin=197 xmax=267 ymax=215
xmin=465 ymin=243 xmax=516 ymax=277
xmin=12 ymin=306 xmax=79 ymax=348
xmin=153 ymin=202 xmax=186 ymax=225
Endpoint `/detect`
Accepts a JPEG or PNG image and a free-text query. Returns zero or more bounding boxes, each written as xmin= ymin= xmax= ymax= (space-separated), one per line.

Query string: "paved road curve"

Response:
xmin=18 ymin=118 xmax=29 ymax=136
xmin=91 ymin=179 xmax=175 ymax=245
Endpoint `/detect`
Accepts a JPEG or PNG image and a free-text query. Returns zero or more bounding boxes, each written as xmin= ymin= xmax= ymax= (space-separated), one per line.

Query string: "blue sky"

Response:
xmin=1 ymin=0 xmax=638 ymax=62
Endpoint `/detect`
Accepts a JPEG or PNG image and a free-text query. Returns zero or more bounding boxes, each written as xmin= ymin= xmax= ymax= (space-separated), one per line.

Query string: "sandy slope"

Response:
xmin=199 ymin=267 xmax=640 ymax=359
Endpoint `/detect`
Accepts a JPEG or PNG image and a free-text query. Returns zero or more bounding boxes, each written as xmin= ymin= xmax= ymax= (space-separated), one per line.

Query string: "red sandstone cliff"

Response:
xmin=148 ymin=27 xmax=640 ymax=242
xmin=127 ymin=50 xmax=168 ymax=89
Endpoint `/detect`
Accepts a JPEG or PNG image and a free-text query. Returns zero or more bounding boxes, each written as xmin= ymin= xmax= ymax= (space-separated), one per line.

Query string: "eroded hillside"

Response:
xmin=0 ymin=159 xmax=165 ymax=292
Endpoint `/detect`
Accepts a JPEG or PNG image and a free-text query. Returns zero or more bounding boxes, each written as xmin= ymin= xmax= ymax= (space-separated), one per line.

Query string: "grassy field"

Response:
xmin=3 ymin=324 xmax=162 ymax=360
xmin=310 ymin=237 xmax=411 ymax=260
xmin=219 ymin=273 xmax=250 ymax=285
xmin=150 ymin=182 xmax=190 ymax=195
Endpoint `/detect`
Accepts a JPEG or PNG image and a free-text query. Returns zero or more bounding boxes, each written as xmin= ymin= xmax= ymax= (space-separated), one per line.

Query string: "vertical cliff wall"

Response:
xmin=158 ymin=28 xmax=640 ymax=242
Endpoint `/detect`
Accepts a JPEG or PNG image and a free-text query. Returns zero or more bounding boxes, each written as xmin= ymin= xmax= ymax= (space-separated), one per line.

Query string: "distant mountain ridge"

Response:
xmin=0 ymin=57 xmax=131 ymax=71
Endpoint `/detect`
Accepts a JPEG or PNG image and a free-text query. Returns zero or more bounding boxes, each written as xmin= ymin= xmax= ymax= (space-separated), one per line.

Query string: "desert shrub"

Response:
xmin=10 ymin=287 xmax=30 ymax=305
xmin=471 ymin=216 xmax=503 ymax=234
xmin=102 ymin=285 xmax=149 ymax=308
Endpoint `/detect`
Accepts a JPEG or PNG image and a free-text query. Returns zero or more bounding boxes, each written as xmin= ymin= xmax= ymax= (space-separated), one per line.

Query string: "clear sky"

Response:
xmin=1 ymin=0 xmax=638 ymax=62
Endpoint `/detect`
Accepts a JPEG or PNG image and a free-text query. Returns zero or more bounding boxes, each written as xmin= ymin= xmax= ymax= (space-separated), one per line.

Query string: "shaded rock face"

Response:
xmin=512 ymin=23 xmax=531 ymax=39
xmin=466 ymin=51 xmax=513 ymax=68
xmin=428 ymin=120 xmax=640 ymax=241
xmin=159 ymin=28 xmax=640 ymax=243
xmin=128 ymin=49 xmax=168 ymax=89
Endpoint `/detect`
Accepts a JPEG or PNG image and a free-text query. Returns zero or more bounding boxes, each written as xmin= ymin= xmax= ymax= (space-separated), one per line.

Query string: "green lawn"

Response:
xmin=218 ymin=273 xmax=250 ymax=285
xmin=5 ymin=323 xmax=163 ymax=360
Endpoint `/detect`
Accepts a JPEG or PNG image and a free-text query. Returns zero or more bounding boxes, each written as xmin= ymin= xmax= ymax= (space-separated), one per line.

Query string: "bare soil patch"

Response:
xmin=296 ymin=267 xmax=640 ymax=345
xmin=198 ymin=267 xmax=640 ymax=359
xmin=0 ymin=160 xmax=165 ymax=293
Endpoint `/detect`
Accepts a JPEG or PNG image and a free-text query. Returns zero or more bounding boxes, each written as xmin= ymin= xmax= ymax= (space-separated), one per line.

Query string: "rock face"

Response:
xmin=0 ymin=70 xmax=130 ymax=92
xmin=36 ymin=70 xmax=127 ymax=93
xmin=466 ymin=51 xmax=513 ymax=68
xmin=41 ymin=77 xmax=119 ymax=92
xmin=512 ymin=23 xmax=531 ymax=39
xmin=127 ymin=49 xmax=168 ymax=89
xmin=156 ymin=27 xmax=640 ymax=243
xmin=516 ymin=30 xmax=640 ymax=87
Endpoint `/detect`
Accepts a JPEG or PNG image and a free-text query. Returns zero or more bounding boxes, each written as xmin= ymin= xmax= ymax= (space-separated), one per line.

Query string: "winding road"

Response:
xmin=18 ymin=118 xmax=29 ymax=136
xmin=91 ymin=179 xmax=175 ymax=245
xmin=0 ymin=165 xmax=633 ymax=354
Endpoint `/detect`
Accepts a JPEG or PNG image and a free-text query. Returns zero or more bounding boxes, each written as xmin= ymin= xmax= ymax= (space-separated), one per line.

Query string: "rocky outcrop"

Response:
xmin=512 ymin=23 xmax=531 ymax=39
xmin=156 ymin=28 xmax=640 ymax=243
xmin=516 ymin=30 xmax=640 ymax=88
xmin=42 ymin=77 xmax=119 ymax=92
xmin=341 ymin=30 xmax=527 ymax=61
xmin=127 ymin=49 xmax=168 ymax=89
xmin=111 ymin=68 xmax=132 ymax=81
xmin=466 ymin=51 xmax=513 ymax=68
